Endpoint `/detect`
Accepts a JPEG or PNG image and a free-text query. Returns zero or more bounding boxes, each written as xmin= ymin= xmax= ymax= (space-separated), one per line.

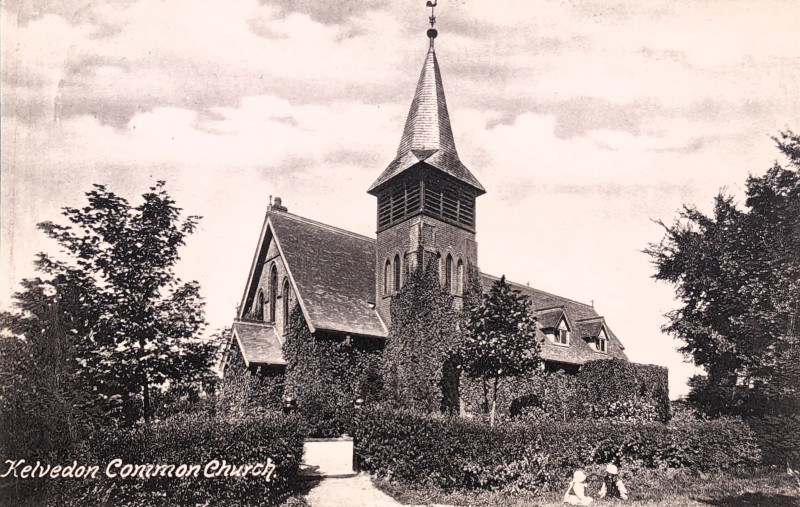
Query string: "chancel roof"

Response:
xmin=480 ymin=274 xmax=628 ymax=365
xmin=368 ymin=49 xmax=484 ymax=195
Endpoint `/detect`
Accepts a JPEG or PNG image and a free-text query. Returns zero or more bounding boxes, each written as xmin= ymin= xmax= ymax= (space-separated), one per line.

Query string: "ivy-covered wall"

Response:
xmin=282 ymin=304 xmax=383 ymax=437
xmin=461 ymin=358 xmax=670 ymax=423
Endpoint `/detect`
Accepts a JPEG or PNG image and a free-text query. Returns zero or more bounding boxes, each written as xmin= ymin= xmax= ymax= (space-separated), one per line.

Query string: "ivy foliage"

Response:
xmin=282 ymin=303 xmax=381 ymax=437
xmin=460 ymin=360 xmax=670 ymax=424
xmin=462 ymin=275 xmax=541 ymax=425
xmin=578 ymin=358 xmax=671 ymax=422
xmin=381 ymin=250 xmax=459 ymax=414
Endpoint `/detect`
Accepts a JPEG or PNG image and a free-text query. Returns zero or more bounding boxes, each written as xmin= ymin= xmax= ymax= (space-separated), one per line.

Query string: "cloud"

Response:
xmin=2 ymin=0 xmax=799 ymax=399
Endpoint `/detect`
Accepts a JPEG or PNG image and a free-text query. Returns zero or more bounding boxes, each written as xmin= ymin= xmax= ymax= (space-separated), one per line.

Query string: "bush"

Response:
xmin=54 ymin=409 xmax=305 ymax=506
xmin=381 ymin=256 xmax=459 ymax=414
xmin=748 ymin=413 xmax=800 ymax=467
xmin=355 ymin=405 xmax=761 ymax=496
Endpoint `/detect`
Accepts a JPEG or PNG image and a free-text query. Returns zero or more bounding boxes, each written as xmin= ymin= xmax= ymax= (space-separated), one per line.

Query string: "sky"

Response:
xmin=2 ymin=0 xmax=799 ymax=398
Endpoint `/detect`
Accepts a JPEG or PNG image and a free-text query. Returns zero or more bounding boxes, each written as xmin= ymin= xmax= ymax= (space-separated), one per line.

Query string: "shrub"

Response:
xmin=355 ymin=405 xmax=761 ymax=496
xmin=354 ymin=404 xmax=547 ymax=493
xmin=746 ymin=414 xmax=800 ymax=467
xmin=55 ymin=409 xmax=305 ymax=506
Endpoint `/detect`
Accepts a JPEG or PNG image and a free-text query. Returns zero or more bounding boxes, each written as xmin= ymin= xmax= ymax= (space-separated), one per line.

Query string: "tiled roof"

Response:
xmin=480 ymin=274 xmax=628 ymax=365
xmin=536 ymin=308 xmax=567 ymax=329
xmin=368 ymin=49 xmax=484 ymax=195
xmin=270 ymin=212 xmax=387 ymax=338
xmin=576 ymin=317 xmax=605 ymax=338
xmin=233 ymin=321 xmax=285 ymax=366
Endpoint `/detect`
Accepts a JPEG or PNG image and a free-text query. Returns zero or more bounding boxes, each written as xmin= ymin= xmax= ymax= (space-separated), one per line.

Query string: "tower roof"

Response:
xmin=368 ymin=47 xmax=485 ymax=195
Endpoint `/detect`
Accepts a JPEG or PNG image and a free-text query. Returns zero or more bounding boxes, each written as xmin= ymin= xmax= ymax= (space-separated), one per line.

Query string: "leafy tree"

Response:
xmin=646 ymin=130 xmax=800 ymax=422
xmin=2 ymin=182 xmax=212 ymax=425
xmin=462 ymin=275 xmax=541 ymax=426
xmin=381 ymin=250 xmax=460 ymax=414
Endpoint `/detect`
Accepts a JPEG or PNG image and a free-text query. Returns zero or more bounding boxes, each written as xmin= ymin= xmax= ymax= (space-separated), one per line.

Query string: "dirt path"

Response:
xmin=304 ymin=473 xmax=403 ymax=507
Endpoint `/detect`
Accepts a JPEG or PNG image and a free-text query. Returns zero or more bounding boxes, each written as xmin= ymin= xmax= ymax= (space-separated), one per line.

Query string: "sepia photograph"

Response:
xmin=1 ymin=0 xmax=799 ymax=505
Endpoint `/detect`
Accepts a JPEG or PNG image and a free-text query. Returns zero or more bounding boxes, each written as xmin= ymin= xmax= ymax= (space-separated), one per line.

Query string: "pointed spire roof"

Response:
xmin=368 ymin=46 xmax=485 ymax=195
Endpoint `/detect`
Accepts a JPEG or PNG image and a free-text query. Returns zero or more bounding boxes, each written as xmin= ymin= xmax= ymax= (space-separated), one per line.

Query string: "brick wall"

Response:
xmin=242 ymin=215 xmax=296 ymax=338
xmin=375 ymin=213 xmax=478 ymax=324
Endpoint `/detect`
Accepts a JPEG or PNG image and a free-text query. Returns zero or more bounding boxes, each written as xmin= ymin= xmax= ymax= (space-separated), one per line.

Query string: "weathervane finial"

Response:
xmin=426 ymin=1 xmax=438 ymax=49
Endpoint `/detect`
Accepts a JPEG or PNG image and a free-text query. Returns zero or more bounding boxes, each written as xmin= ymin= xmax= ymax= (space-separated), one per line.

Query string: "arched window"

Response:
xmin=384 ymin=259 xmax=391 ymax=295
xmin=393 ymin=254 xmax=401 ymax=292
xmin=445 ymin=254 xmax=453 ymax=291
xmin=457 ymin=260 xmax=464 ymax=294
xmin=282 ymin=278 xmax=290 ymax=325
xmin=255 ymin=290 xmax=265 ymax=320
xmin=269 ymin=264 xmax=278 ymax=322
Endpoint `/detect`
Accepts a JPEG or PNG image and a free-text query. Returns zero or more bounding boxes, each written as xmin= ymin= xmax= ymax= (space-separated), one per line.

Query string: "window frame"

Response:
xmin=268 ymin=263 xmax=278 ymax=323
xmin=282 ymin=278 xmax=290 ymax=325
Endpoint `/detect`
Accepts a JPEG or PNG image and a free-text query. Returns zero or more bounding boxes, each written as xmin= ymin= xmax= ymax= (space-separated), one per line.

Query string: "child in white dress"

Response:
xmin=563 ymin=470 xmax=593 ymax=505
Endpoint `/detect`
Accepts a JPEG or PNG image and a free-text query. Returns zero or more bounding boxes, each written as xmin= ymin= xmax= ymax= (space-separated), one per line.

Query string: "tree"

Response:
xmin=381 ymin=250 xmax=460 ymax=414
xmin=462 ymin=275 xmax=541 ymax=426
xmin=646 ymin=129 xmax=800 ymax=420
xmin=2 ymin=182 xmax=213 ymax=425
xmin=0 ymin=278 xmax=93 ymax=463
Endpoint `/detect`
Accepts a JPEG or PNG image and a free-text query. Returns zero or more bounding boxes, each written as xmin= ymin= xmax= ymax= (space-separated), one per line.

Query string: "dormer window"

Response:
xmin=554 ymin=317 xmax=570 ymax=345
xmin=595 ymin=328 xmax=608 ymax=353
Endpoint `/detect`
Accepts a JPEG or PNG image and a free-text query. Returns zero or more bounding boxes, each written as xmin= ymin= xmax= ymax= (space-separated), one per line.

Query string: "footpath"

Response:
xmin=304 ymin=473 xmax=402 ymax=507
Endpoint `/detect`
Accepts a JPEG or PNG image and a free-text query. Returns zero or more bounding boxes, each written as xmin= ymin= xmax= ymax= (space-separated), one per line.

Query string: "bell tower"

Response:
xmin=368 ymin=4 xmax=485 ymax=324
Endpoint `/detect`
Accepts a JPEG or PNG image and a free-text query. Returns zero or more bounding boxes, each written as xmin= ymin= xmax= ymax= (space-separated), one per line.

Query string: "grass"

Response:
xmin=372 ymin=468 xmax=800 ymax=506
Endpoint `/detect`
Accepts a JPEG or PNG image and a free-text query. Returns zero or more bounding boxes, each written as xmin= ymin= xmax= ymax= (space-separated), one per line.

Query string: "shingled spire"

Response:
xmin=367 ymin=7 xmax=484 ymax=195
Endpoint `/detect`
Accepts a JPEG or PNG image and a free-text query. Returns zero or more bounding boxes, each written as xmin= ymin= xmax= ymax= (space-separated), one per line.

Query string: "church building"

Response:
xmin=230 ymin=13 xmax=628 ymax=378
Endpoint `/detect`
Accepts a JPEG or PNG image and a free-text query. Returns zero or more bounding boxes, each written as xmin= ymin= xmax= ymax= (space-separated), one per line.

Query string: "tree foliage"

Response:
xmin=462 ymin=275 xmax=541 ymax=426
xmin=646 ymin=129 xmax=800 ymax=421
xmin=381 ymin=250 xmax=460 ymax=414
xmin=1 ymin=182 xmax=213 ymax=426
xmin=0 ymin=277 xmax=94 ymax=485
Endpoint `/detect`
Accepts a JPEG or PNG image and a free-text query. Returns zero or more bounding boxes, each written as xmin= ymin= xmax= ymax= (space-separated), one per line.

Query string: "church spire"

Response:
xmin=368 ymin=2 xmax=484 ymax=195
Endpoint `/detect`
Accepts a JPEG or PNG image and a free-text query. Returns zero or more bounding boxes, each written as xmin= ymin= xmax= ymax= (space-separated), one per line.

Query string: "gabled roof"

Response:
xmin=480 ymin=274 xmax=628 ymax=365
xmin=536 ymin=307 xmax=571 ymax=330
xmin=241 ymin=210 xmax=387 ymax=338
xmin=576 ymin=317 xmax=607 ymax=339
xmin=233 ymin=321 xmax=285 ymax=366
xmin=368 ymin=48 xmax=484 ymax=195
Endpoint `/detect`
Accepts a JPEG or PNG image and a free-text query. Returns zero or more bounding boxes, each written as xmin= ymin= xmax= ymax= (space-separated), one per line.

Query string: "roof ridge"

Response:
xmin=271 ymin=211 xmax=376 ymax=243
xmin=576 ymin=316 xmax=605 ymax=322
xmin=480 ymin=273 xmax=594 ymax=309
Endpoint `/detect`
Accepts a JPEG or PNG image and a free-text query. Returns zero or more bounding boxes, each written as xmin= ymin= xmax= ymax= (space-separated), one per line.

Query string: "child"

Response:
xmin=598 ymin=464 xmax=628 ymax=500
xmin=563 ymin=470 xmax=593 ymax=505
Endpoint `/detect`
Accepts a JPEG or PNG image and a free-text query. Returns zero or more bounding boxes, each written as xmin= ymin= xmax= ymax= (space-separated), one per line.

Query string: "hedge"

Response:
xmin=578 ymin=358 xmax=671 ymax=422
xmin=461 ymin=359 xmax=671 ymax=423
xmin=53 ymin=409 xmax=305 ymax=506
xmin=354 ymin=405 xmax=760 ymax=495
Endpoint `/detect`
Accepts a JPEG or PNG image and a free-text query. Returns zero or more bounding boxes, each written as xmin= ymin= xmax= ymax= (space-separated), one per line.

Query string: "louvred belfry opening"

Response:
xmin=368 ymin=46 xmax=484 ymax=233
